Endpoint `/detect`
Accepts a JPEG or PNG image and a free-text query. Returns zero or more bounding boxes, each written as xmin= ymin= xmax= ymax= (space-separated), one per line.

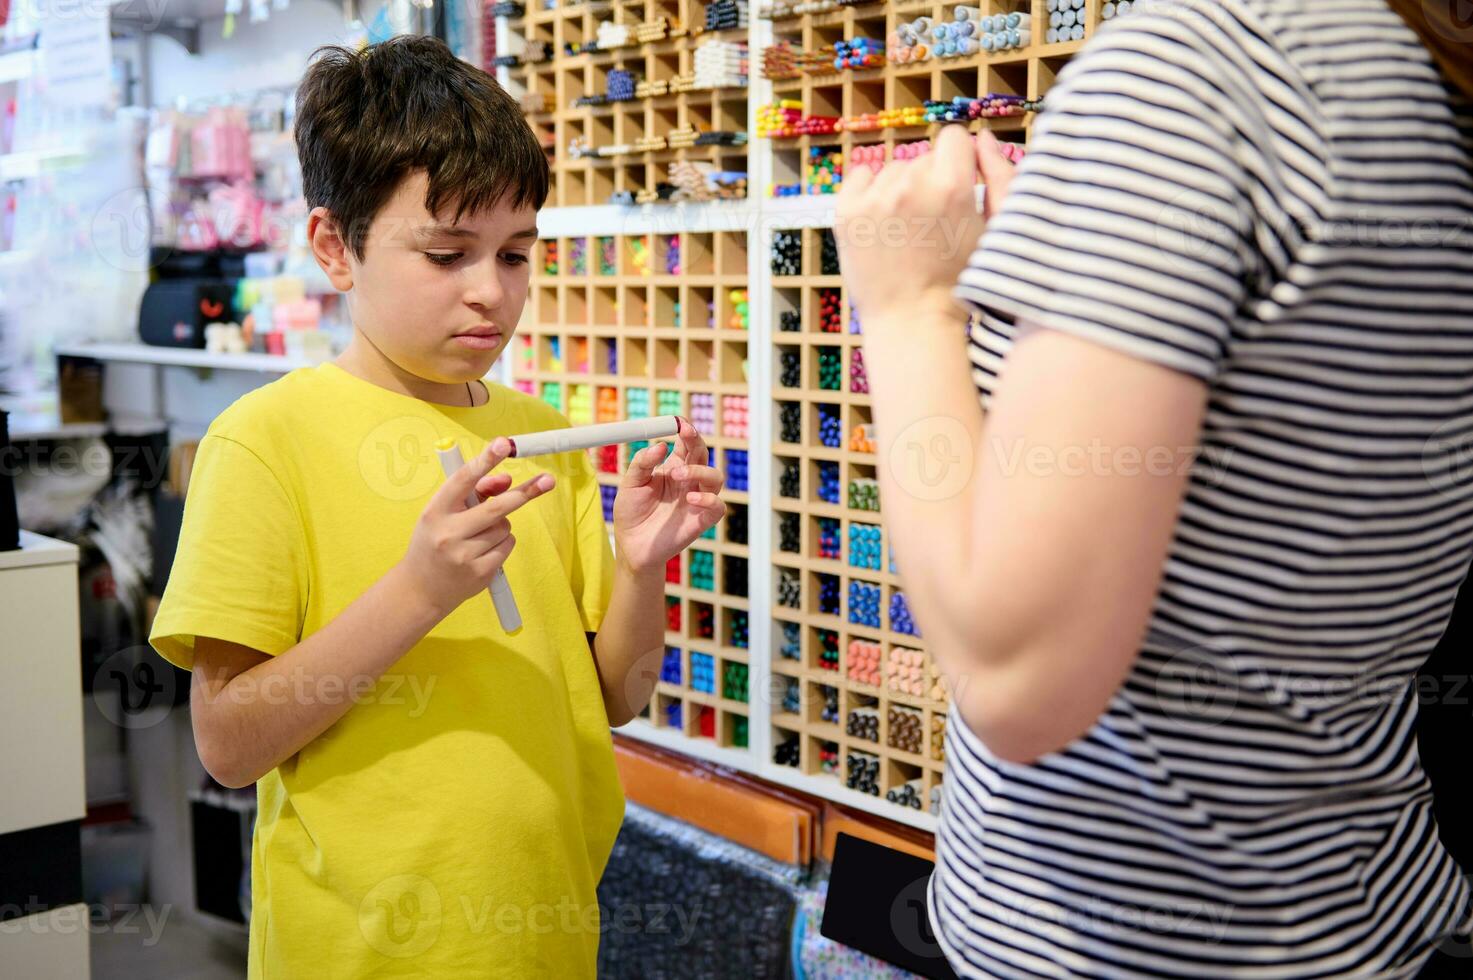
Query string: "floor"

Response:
xmin=89 ymin=906 xmax=246 ymax=980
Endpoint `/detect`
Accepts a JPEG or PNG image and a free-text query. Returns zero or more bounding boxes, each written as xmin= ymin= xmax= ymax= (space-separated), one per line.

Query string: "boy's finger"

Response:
xmin=670 ymin=464 xmax=724 ymax=492
xmin=623 ymin=441 xmax=669 ymax=487
xmin=474 ymin=471 xmax=514 ymax=502
xmin=483 ymin=436 xmax=514 ymax=468
xmin=465 ymin=471 xmax=555 ymax=530
xmin=674 ymin=416 xmax=709 ymax=467
xmin=434 ymin=437 xmax=512 ymax=512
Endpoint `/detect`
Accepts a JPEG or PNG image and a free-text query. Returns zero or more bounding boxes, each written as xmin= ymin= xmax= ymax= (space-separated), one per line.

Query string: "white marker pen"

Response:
xmin=436 ymin=438 xmax=523 ymax=633
xmin=505 ymin=415 xmax=682 ymax=458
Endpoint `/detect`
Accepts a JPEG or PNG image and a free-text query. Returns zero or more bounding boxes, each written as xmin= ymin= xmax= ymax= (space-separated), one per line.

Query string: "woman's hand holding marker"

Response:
xmin=401 ymin=437 xmax=555 ymax=619
xmin=612 ymin=417 xmax=726 ymax=574
xmin=835 ymin=125 xmax=1017 ymax=325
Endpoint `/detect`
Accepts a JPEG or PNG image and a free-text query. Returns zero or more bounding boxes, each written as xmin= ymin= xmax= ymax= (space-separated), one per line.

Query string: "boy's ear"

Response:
xmin=307 ymin=207 xmax=355 ymax=291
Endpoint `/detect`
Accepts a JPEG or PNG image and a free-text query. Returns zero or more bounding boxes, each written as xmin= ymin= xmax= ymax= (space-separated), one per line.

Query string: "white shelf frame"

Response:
xmin=497 ymin=23 xmax=944 ymax=832
xmin=52 ymin=341 xmax=317 ymax=374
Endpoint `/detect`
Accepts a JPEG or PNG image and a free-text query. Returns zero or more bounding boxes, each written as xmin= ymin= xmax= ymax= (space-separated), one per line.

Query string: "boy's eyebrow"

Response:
xmin=412 ymin=224 xmax=539 ymax=242
xmin=413 ymin=223 xmax=478 ymax=241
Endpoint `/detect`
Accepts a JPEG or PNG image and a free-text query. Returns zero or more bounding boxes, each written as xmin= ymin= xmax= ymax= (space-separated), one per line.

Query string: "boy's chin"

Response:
xmin=383 ymin=350 xmax=501 ymax=387
xmin=437 ymin=342 xmax=505 ymax=378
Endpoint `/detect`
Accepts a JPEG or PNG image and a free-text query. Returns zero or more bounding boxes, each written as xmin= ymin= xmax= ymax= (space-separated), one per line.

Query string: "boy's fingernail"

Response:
xmin=537 ymin=474 xmax=553 ymax=490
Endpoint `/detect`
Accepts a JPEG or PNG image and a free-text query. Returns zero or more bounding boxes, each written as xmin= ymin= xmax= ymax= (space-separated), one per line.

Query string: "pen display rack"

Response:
xmin=513 ymin=231 xmax=755 ymax=751
xmin=500 ymin=0 xmax=752 ymax=206
xmin=767 ymin=223 xmax=950 ymax=816
xmin=500 ymin=0 xmax=1102 ymax=829
xmin=759 ymin=0 xmax=1086 ymax=197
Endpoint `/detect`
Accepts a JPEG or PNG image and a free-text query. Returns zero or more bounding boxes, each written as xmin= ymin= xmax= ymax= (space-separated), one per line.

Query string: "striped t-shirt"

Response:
xmin=937 ymin=1 xmax=1473 ymax=976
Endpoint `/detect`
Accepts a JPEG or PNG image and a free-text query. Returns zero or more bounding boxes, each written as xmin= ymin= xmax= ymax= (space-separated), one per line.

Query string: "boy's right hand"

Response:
xmin=398 ymin=437 xmax=556 ymax=619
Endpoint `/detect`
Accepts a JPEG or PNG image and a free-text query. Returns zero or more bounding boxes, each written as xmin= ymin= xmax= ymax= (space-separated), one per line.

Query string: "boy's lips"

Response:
xmin=454 ymin=327 xmax=502 ymax=350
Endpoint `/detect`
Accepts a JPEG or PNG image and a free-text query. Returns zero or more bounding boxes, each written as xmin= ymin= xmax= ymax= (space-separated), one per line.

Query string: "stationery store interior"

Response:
xmin=2 ymin=0 xmax=1471 ymax=977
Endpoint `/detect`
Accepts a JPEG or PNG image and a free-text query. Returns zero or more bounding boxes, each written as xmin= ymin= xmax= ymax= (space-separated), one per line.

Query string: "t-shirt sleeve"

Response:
xmin=956 ymin=10 xmax=1262 ymax=383
xmin=149 ymin=434 xmax=308 ymax=670
xmin=567 ymin=447 xmax=615 ymax=634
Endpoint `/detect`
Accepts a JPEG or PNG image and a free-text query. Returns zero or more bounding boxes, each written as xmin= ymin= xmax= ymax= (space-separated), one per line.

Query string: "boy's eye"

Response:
xmin=501 ymin=253 xmax=529 ymax=266
xmin=425 ymin=252 xmax=462 ymax=267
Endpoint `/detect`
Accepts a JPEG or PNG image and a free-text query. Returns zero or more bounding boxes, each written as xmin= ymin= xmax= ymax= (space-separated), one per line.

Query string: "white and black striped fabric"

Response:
xmin=940 ymin=0 xmax=1473 ymax=976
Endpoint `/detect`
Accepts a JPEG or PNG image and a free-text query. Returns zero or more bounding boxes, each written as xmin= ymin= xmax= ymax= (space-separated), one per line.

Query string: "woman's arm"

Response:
xmin=839 ymin=126 xmax=1209 ymax=762
xmin=861 ymin=305 xmax=1205 ymax=762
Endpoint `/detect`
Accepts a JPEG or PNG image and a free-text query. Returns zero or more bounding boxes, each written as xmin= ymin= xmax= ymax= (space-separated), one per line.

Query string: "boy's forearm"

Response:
xmin=196 ymin=562 xmax=445 ymax=787
xmin=592 ymin=559 xmax=668 ymax=727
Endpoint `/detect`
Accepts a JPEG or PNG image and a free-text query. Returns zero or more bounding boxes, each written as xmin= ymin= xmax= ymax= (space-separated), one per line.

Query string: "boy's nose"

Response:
xmin=463 ymin=264 xmax=505 ymax=310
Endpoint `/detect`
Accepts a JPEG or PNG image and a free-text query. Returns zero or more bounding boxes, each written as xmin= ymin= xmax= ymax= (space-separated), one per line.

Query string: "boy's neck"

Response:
xmin=335 ymin=335 xmax=484 ymax=407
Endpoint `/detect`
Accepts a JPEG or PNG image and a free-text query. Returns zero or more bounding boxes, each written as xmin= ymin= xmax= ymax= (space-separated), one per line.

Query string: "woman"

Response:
xmin=836 ymin=0 xmax=1472 ymax=975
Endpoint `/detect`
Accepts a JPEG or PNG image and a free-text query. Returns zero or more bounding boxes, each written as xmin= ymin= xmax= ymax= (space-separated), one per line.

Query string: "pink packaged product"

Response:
xmin=273 ymin=298 xmax=322 ymax=333
xmin=209 ymin=183 xmax=264 ymax=249
xmin=145 ymin=115 xmax=181 ymax=170
xmin=260 ymin=202 xmax=293 ymax=250
xmin=176 ymin=201 xmax=220 ymax=252
xmin=190 ymin=108 xmax=252 ymax=181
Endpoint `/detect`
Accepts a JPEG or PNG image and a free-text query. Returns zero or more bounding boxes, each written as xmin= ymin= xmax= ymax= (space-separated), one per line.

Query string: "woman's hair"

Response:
xmin=294 ymin=36 xmax=549 ymax=260
xmin=1385 ymin=0 xmax=1472 ymax=101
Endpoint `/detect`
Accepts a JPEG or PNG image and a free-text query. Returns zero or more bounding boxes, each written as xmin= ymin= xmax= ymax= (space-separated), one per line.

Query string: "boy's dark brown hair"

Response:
xmin=295 ymin=36 xmax=549 ymax=259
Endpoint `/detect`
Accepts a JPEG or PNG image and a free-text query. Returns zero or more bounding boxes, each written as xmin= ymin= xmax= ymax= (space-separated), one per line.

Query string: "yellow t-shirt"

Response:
xmin=150 ymin=362 xmax=625 ymax=979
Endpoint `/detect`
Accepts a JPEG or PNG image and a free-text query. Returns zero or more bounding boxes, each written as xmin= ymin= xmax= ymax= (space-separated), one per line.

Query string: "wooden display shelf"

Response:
xmin=490 ymin=2 xmax=1094 ymax=827
xmin=766 ymin=209 xmax=963 ymax=820
xmin=500 ymin=0 xmax=752 ymax=206
xmin=513 ymin=230 xmax=756 ymax=754
xmin=757 ymin=0 xmax=1102 ymax=180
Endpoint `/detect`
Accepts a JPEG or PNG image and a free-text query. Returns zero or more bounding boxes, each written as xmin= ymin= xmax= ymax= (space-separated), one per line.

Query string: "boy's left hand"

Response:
xmin=613 ymin=418 xmax=725 ymax=574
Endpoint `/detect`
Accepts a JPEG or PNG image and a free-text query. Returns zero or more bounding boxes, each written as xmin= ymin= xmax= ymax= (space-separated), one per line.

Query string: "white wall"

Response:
xmin=146 ymin=0 xmax=352 ymax=108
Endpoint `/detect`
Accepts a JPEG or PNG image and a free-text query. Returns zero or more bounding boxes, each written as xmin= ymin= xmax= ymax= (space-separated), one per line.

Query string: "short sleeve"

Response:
xmin=957 ymin=9 xmax=1260 ymax=383
xmin=150 ymin=434 xmax=308 ymax=670
xmin=567 ymin=447 xmax=615 ymax=633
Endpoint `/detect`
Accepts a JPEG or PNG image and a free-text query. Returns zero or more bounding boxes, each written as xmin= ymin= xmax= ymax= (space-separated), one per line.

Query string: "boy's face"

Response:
xmin=325 ymin=170 xmax=538 ymax=385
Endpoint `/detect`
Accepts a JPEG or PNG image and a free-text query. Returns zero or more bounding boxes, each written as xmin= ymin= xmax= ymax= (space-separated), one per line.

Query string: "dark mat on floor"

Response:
xmin=597 ymin=803 xmax=803 ymax=979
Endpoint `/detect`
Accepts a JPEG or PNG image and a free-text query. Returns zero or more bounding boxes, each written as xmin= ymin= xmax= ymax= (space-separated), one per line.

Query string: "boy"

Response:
xmin=150 ymin=37 xmax=724 ymax=978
